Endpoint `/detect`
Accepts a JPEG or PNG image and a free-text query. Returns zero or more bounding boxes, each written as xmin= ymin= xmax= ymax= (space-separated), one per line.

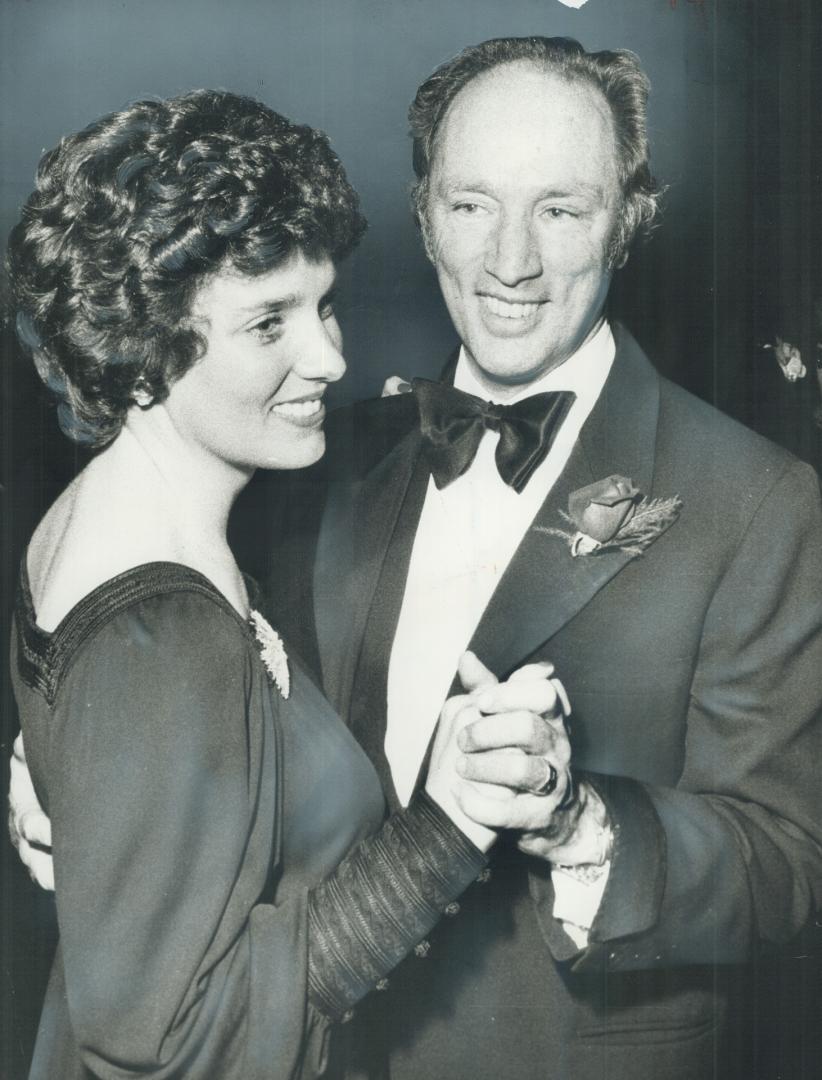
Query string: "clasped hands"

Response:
xmin=9 ymin=652 xmax=610 ymax=889
xmin=426 ymin=652 xmax=611 ymax=868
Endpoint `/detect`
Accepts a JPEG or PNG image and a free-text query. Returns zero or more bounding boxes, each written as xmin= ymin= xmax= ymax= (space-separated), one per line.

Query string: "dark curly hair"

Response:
xmin=6 ymin=89 xmax=367 ymax=445
xmin=409 ymin=36 xmax=662 ymax=269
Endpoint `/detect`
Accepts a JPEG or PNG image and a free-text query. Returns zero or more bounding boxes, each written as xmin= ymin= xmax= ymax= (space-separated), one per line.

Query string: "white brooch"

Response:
xmin=249 ymin=609 xmax=290 ymax=699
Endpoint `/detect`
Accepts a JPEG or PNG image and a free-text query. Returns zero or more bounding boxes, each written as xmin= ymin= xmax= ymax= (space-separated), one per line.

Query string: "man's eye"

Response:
xmin=453 ymin=202 xmax=483 ymax=215
xmin=545 ymin=207 xmax=573 ymax=220
xmin=319 ymin=301 xmax=336 ymax=321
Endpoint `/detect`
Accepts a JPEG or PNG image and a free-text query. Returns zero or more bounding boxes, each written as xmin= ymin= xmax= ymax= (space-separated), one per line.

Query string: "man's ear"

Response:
xmin=418 ymin=210 xmax=438 ymax=265
xmin=413 ymin=181 xmax=439 ymax=265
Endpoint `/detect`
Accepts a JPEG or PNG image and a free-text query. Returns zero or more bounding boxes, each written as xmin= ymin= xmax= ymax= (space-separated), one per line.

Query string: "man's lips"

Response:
xmin=479 ymin=294 xmax=547 ymax=321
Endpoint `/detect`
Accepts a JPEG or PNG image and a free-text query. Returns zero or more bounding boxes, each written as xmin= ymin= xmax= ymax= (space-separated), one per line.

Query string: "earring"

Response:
xmin=133 ymin=379 xmax=154 ymax=408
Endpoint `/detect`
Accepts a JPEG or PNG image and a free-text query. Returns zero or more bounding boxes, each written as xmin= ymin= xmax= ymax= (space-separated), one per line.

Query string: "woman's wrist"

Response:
xmin=424 ymin=781 xmax=496 ymax=853
xmin=307 ymin=787 xmax=488 ymax=1020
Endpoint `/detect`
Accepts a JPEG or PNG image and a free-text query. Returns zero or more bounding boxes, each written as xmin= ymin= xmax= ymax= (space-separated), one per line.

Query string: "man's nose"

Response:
xmin=484 ymin=211 xmax=542 ymax=286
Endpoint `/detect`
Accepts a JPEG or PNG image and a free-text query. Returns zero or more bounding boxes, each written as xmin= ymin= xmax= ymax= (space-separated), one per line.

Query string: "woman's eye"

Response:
xmin=251 ymin=316 xmax=283 ymax=340
xmin=319 ymin=301 xmax=336 ymax=321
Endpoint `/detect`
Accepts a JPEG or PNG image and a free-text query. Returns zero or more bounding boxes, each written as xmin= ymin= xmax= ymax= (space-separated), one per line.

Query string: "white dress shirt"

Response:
xmin=385 ymin=320 xmax=615 ymax=943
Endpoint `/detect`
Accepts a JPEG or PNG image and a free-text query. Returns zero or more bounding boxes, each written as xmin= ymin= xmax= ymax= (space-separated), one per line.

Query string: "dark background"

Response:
xmin=1 ymin=1 xmax=821 ymax=1077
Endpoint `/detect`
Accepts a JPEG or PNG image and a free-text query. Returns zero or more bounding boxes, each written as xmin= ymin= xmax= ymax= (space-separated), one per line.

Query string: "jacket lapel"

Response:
xmin=315 ymin=329 xmax=661 ymax=716
xmin=467 ymin=327 xmax=661 ymax=678
xmin=314 ymin=402 xmax=425 ymax=719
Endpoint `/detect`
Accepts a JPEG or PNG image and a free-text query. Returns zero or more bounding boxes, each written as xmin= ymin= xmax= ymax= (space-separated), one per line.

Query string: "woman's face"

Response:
xmin=162 ymin=252 xmax=345 ymax=473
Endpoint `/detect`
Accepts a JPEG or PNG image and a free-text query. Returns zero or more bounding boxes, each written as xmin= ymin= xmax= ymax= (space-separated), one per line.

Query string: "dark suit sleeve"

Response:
xmin=535 ymin=459 xmax=822 ymax=971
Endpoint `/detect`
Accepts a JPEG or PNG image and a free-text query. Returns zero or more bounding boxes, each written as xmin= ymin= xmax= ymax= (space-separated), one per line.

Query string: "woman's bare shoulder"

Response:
xmin=28 ymin=459 xmax=249 ymax=632
xmin=27 ymin=465 xmax=177 ymax=632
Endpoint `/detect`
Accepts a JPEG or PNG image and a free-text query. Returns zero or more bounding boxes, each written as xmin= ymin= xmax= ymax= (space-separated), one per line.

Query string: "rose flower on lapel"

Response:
xmin=568 ymin=475 xmax=641 ymax=543
xmin=538 ymin=473 xmax=682 ymax=558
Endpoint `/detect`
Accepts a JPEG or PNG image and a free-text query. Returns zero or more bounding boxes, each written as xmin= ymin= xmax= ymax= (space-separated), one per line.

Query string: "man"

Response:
xmin=258 ymin=37 xmax=822 ymax=1080
xmin=13 ymin=36 xmax=822 ymax=1080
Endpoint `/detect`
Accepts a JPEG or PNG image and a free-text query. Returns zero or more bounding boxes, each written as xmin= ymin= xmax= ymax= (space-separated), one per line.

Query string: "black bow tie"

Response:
xmin=412 ymin=378 xmax=576 ymax=493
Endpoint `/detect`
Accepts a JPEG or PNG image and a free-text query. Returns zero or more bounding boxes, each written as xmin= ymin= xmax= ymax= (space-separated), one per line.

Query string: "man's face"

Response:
xmin=424 ymin=62 xmax=622 ymax=395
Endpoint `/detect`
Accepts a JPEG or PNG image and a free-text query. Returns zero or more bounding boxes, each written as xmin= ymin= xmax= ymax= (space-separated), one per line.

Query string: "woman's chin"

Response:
xmin=255 ymin=431 xmax=327 ymax=472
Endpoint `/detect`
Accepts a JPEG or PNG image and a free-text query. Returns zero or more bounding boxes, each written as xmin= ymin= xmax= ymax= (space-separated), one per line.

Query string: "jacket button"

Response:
xmin=444 ymin=901 xmax=460 ymax=916
xmin=414 ymin=940 xmax=431 ymax=958
xmin=376 ymin=978 xmax=389 ymax=991
xmin=476 ymin=868 xmax=492 ymax=884
xmin=340 ymin=1009 xmax=355 ymax=1024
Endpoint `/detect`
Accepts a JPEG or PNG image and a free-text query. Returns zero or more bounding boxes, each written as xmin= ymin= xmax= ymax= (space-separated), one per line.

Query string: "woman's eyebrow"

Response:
xmin=236 ymin=294 xmax=300 ymax=316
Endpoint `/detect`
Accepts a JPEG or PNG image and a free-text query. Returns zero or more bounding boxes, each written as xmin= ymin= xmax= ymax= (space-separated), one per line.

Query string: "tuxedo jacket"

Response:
xmin=247 ymin=326 xmax=822 ymax=1080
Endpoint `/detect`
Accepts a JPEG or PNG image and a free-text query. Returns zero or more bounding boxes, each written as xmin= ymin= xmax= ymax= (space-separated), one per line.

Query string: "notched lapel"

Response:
xmin=468 ymin=329 xmax=662 ymax=679
xmin=314 ymin=401 xmax=424 ymax=718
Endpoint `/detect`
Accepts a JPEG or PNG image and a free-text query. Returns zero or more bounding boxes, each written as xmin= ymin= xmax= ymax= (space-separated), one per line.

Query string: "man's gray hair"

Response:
xmin=409 ymin=36 xmax=662 ymax=268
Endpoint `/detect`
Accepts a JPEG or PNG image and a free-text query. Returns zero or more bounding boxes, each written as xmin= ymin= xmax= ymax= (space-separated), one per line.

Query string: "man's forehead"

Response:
xmin=439 ymin=62 xmax=612 ymax=137
xmin=431 ymin=62 xmax=619 ymax=194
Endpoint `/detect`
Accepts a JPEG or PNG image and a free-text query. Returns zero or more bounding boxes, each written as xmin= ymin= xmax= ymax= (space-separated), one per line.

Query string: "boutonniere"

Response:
xmin=249 ymin=610 xmax=291 ymax=699
xmin=538 ymin=475 xmax=683 ymax=558
xmin=763 ymin=336 xmax=807 ymax=383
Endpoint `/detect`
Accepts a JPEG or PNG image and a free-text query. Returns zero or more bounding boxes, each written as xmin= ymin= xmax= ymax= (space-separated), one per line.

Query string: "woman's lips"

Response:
xmin=270 ymin=397 xmax=325 ymax=424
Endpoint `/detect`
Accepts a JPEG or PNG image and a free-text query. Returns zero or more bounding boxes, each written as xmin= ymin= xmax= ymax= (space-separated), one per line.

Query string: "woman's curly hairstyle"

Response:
xmin=6 ymin=89 xmax=367 ymax=445
xmin=409 ymin=36 xmax=662 ymax=270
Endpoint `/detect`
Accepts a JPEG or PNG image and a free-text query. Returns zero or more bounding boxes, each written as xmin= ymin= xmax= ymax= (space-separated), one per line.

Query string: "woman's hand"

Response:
xmin=442 ymin=659 xmax=612 ymax=869
xmin=425 ymin=652 xmax=568 ymax=852
xmin=9 ymin=732 xmax=54 ymax=890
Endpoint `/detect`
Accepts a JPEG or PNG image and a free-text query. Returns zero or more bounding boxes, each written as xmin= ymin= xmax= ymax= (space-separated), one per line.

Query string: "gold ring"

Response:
xmin=530 ymin=758 xmax=558 ymax=797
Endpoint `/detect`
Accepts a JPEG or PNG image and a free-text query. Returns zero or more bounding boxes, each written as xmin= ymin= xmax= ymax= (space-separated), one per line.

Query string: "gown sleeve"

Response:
xmin=38 ymin=589 xmax=484 ymax=1080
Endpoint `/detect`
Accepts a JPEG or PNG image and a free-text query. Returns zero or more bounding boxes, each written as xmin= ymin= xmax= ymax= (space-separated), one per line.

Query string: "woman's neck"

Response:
xmin=115 ymin=409 xmax=252 ymax=540
xmin=28 ymin=411 xmax=255 ymax=628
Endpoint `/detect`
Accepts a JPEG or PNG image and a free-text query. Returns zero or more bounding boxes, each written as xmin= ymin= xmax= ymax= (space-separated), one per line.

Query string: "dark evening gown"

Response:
xmin=11 ymin=561 xmax=486 ymax=1079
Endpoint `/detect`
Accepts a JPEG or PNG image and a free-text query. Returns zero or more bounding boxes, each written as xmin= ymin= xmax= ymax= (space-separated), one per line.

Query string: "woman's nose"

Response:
xmin=299 ymin=319 xmax=346 ymax=383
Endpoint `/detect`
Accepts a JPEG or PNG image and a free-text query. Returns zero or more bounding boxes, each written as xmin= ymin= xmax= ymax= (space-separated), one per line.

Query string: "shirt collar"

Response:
xmin=454 ymin=319 xmax=615 ymax=408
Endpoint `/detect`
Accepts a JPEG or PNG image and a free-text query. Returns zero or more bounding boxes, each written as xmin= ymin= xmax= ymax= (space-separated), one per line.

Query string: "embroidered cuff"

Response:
xmin=307 ymin=789 xmax=487 ymax=1020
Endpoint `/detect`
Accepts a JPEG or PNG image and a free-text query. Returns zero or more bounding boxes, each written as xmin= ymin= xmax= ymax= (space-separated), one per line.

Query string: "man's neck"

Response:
xmin=455 ymin=318 xmax=614 ymax=405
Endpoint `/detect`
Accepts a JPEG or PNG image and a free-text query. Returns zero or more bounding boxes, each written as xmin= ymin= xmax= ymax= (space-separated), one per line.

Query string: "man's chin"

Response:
xmin=465 ymin=346 xmax=564 ymax=393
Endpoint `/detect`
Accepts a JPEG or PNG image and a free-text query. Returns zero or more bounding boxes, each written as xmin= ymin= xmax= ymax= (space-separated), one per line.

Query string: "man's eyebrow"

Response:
xmin=438 ymin=180 xmax=606 ymax=201
xmin=531 ymin=183 xmax=608 ymax=203
xmin=439 ymin=180 xmax=497 ymax=198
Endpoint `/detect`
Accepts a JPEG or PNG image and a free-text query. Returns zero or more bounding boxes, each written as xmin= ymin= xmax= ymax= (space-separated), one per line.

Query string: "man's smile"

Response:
xmin=479 ymin=294 xmax=547 ymax=321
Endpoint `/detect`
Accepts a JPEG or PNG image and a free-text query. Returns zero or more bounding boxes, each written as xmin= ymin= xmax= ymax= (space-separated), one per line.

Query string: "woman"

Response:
xmin=6 ymin=91 xmax=563 ymax=1078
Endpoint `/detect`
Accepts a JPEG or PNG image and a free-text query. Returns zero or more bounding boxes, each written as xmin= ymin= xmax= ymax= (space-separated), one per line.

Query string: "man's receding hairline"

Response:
xmin=438 ymin=56 xmax=612 ymax=115
xmin=429 ymin=59 xmax=620 ymax=176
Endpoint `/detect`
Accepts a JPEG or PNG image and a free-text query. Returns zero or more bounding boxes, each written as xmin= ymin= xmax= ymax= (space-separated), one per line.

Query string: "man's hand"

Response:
xmin=9 ymin=732 xmax=54 ymax=890
xmin=454 ymin=668 xmax=612 ymax=868
xmin=426 ymin=653 xmax=564 ymax=852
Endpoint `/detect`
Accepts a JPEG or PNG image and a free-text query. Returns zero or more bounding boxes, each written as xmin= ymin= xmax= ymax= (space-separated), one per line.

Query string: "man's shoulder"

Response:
xmin=660 ymin=375 xmax=803 ymax=472
xmin=613 ymin=327 xmax=819 ymax=539
xmin=655 ymin=374 xmax=820 ymax=523
xmin=618 ymin=325 xmax=805 ymax=478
